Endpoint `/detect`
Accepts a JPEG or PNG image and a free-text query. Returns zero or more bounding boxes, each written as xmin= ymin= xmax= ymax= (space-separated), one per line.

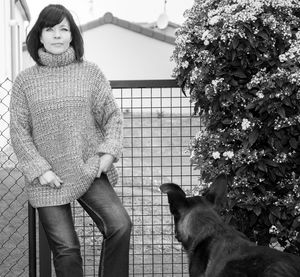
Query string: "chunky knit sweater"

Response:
xmin=10 ymin=47 xmax=123 ymax=207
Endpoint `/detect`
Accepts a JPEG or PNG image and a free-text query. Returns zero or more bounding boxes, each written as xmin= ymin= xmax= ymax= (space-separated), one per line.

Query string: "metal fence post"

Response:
xmin=28 ymin=203 xmax=36 ymax=277
xmin=28 ymin=203 xmax=52 ymax=277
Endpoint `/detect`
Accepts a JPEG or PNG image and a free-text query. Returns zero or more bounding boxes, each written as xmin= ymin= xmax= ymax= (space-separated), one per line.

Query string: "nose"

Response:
xmin=53 ymin=29 xmax=61 ymax=38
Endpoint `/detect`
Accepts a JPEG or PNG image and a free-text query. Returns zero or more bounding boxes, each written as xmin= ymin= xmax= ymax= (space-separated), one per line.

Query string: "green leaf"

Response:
xmin=270 ymin=206 xmax=281 ymax=218
xmin=227 ymin=199 xmax=237 ymax=210
xmin=292 ymin=216 xmax=300 ymax=229
xmin=270 ymin=237 xmax=278 ymax=244
xmin=264 ymin=159 xmax=278 ymax=167
xmin=258 ymin=161 xmax=268 ymax=172
xmin=281 ymin=211 xmax=287 ymax=220
xmin=278 ymin=107 xmax=286 ymax=118
xmin=250 ymin=213 xmax=257 ymax=226
xmin=222 ymin=118 xmax=232 ymax=125
xmin=232 ymin=50 xmax=237 ymax=61
xmin=236 ymin=166 xmax=246 ymax=176
xmin=232 ymin=38 xmax=239 ymax=49
xmin=253 ymin=206 xmax=261 ymax=216
xmin=269 ymin=169 xmax=277 ymax=181
xmin=275 ymin=130 xmax=284 ymax=139
xmin=289 ymin=138 xmax=298 ymax=149
xmin=242 ymin=139 xmax=249 ymax=148
xmin=276 ymin=79 xmax=284 ymax=88
xmin=249 ymin=130 xmax=259 ymax=146
xmin=224 ymin=214 xmax=233 ymax=224
xmin=258 ymin=31 xmax=269 ymax=40
xmin=269 ymin=213 xmax=276 ymax=225
xmin=232 ymin=70 xmax=247 ymax=78
xmin=229 ymin=79 xmax=239 ymax=87
xmin=283 ymin=98 xmax=292 ymax=107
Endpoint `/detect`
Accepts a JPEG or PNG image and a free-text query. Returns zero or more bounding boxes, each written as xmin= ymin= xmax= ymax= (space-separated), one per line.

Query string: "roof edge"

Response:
xmin=80 ymin=12 xmax=175 ymax=45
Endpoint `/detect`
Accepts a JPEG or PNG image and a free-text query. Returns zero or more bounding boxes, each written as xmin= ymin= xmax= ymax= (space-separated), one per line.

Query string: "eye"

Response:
xmin=61 ymin=28 xmax=69 ymax=32
xmin=45 ymin=27 xmax=53 ymax=31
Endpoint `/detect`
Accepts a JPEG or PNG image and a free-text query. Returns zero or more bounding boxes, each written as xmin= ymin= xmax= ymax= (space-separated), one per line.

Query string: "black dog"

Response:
xmin=160 ymin=176 xmax=300 ymax=277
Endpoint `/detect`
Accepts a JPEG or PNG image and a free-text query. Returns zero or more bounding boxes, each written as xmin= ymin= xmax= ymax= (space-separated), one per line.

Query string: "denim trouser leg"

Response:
xmin=37 ymin=174 xmax=132 ymax=277
xmin=37 ymin=204 xmax=83 ymax=277
xmin=78 ymin=174 xmax=132 ymax=277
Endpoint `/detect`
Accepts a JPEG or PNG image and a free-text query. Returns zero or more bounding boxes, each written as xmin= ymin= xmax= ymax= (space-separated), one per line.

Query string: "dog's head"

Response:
xmin=160 ymin=174 xmax=228 ymax=250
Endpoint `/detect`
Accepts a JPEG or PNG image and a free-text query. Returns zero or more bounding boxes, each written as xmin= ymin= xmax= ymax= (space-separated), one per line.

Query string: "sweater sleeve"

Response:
xmin=92 ymin=68 xmax=123 ymax=162
xmin=10 ymin=73 xmax=52 ymax=183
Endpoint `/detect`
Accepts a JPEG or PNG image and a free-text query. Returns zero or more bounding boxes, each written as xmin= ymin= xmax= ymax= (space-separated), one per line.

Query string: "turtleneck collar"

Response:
xmin=38 ymin=47 xmax=76 ymax=67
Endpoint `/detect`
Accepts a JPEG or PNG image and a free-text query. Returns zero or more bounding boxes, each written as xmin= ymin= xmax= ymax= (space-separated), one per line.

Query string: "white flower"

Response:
xmin=269 ymin=225 xmax=279 ymax=235
xmin=241 ymin=118 xmax=251 ymax=130
xmin=201 ymin=30 xmax=210 ymax=41
xmin=204 ymin=40 xmax=210 ymax=46
xmin=212 ymin=151 xmax=221 ymax=159
xmin=279 ymin=54 xmax=287 ymax=62
xmin=223 ymin=151 xmax=234 ymax=159
xmin=182 ymin=60 xmax=189 ymax=69
xmin=256 ymin=92 xmax=264 ymax=99
xmin=191 ymin=69 xmax=199 ymax=82
xmin=295 ymin=204 xmax=300 ymax=215
xmin=209 ymin=15 xmax=221 ymax=26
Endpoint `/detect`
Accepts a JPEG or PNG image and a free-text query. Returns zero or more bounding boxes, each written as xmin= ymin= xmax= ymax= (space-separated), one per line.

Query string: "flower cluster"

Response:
xmin=279 ymin=34 xmax=300 ymax=64
xmin=274 ymin=115 xmax=300 ymax=130
xmin=241 ymin=118 xmax=252 ymax=130
xmin=174 ymin=0 xmax=300 ymax=253
xmin=204 ymin=78 xmax=230 ymax=101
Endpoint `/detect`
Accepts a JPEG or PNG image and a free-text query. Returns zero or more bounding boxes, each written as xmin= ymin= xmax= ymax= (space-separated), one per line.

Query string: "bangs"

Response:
xmin=40 ymin=9 xmax=66 ymax=28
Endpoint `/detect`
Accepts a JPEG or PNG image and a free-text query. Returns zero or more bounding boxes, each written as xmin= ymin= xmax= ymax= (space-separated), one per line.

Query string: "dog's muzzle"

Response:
xmin=175 ymin=230 xmax=182 ymax=242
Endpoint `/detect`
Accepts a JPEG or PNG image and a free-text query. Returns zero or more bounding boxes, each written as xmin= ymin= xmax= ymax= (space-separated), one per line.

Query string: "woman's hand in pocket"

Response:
xmin=97 ymin=154 xmax=114 ymax=178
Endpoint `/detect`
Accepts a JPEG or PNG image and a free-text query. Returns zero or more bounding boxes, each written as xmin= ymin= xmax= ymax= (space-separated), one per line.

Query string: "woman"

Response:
xmin=10 ymin=4 xmax=131 ymax=277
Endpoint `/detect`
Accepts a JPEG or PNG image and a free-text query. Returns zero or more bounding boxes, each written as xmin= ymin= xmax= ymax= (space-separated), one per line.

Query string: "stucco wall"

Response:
xmin=82 ymin=24 xmax=176 ymax=80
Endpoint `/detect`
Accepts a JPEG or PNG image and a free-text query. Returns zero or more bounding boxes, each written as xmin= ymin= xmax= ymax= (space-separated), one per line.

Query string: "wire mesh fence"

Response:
xmin=0 ymin=78 xmax=203 ymax=276
xmin=73 ymin=80 xmax=202 ymax=277
xmin=0 ymin=78 xmax=29 ymax=277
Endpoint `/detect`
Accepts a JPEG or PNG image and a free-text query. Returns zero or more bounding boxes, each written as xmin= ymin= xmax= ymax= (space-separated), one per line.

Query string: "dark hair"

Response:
xmin=26 ymin=4 xmax=84 ymax=65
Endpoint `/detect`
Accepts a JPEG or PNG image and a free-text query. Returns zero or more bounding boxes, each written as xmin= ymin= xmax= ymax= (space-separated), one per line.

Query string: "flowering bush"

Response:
xmin=173 ymin=0 xmax=300 ymax=253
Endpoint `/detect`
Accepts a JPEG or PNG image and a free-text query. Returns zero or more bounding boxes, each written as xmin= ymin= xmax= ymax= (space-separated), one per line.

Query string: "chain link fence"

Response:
xmin=1 ymin=78 xmax=202 ymax=276
xmin=0 ymin=78 xmax=29 ymax=276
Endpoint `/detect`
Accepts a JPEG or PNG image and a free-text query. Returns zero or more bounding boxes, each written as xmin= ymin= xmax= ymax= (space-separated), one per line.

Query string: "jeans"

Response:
xmin=37 ymin=174 xmax=132 ymax=277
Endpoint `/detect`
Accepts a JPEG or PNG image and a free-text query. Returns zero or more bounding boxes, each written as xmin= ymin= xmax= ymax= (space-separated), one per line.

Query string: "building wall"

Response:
xmin=0 ymin=0 xmax=12 ymax=81
xmin=82 ymin=24 xmax=176 ymax=80
xmin=1 ymin=0 xmax=29 ymax=148
xmin=14 ymin=4 xmax=29 ymax=75
xmin=0 ymin=0 xmax=29 ymax=81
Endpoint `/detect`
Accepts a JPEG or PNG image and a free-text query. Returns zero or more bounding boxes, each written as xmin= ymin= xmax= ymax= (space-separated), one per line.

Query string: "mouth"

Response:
xmin=51 ymin=43 xmax=63 ymax=46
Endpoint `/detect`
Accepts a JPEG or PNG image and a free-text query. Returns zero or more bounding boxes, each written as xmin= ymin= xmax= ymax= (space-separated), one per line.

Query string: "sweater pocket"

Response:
xmin=82 ymin=154 xmax=100 ymax=181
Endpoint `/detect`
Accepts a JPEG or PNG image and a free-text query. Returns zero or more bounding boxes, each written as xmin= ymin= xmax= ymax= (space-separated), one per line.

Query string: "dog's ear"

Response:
xmin=160 ymin=183 xmax=187 ymax=215
xmin=204 ymin=174 xmax=228 ymax=208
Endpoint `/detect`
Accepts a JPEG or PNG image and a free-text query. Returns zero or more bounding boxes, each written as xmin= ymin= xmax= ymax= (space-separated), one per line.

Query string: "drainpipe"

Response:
xmin=10 ymin=0 xmax=17 ymax=80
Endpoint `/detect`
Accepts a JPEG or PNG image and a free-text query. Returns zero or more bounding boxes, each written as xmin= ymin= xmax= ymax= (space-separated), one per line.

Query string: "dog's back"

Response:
xmin=160 ymin=178 xmax=300 ymax=277
xmin=197 ymin=228 xmax=300 ymax=277
xmin=217 ymin=244 xmax=300 ymax=277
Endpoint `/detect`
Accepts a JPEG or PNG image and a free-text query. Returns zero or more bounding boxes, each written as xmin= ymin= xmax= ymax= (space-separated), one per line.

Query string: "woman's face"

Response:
xmin=40 ymin=18 xmax=72 ymax=55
